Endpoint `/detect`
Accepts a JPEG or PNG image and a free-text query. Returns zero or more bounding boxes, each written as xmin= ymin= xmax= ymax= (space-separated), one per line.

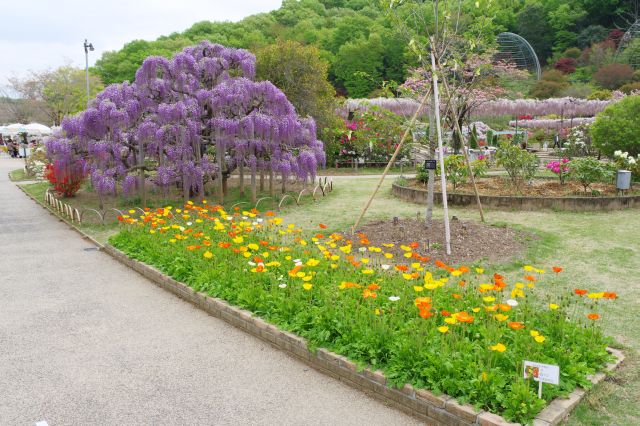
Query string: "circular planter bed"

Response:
xmin=393 ymin=178 xmax=640 ymax=212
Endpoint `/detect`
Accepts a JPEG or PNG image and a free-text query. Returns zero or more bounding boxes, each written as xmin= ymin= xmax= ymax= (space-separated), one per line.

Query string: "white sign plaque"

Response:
xmin=523 ymin=361 xmax=560 ymax=385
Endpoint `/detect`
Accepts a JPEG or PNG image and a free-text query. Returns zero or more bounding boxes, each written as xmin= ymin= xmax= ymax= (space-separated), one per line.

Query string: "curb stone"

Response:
xmin=16 ymin=184 xmax=626 ymax=426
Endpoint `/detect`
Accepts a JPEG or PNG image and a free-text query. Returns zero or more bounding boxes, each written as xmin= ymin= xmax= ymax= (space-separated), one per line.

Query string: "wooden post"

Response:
xmin=431 ymin=49 xmax=452 ymax=255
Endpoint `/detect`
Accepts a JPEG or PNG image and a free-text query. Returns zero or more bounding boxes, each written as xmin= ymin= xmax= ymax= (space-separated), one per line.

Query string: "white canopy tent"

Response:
xmin=0 ymin=123 xmax=52 ymax=137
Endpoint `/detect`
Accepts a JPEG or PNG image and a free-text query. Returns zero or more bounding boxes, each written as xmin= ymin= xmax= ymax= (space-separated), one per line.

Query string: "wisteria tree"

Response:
xmin=46 ymin=41 xmax=325 ymax=206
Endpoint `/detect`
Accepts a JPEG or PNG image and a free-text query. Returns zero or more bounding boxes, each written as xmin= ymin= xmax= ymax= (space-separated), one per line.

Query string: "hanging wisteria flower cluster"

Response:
xmin=45 ymin=41 xmax=325 ymax=202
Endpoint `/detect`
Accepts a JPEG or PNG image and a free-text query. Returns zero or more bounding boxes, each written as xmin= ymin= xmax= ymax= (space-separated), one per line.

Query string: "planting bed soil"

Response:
xmin=354 ymin=218 xmax=531 ymax=266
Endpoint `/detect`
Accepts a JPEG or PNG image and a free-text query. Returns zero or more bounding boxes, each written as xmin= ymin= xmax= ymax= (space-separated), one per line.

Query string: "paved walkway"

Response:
xmin=0 ymin=157 xmax=419 ymax=426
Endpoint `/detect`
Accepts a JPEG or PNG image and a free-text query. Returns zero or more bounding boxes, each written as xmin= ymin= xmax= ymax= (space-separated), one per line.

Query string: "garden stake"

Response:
xmin=431 ymin=48 xmax=452 ymax=255
xmin=351 ymin=88 xmax=432 ymax=234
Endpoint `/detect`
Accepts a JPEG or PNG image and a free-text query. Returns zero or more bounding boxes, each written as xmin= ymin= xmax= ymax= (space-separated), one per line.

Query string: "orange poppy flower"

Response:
xmin=419 ymin=309 xmax=432 ymax=319
xmin=603 ymin=292 xmax=617 ymax=299
xmin=498 ymin=304 xmax=512 ymax=312
xmin=455 ymin=312 xmax=475 ymax=323
xmin=524 ymin=275 xmax=536 ymax=282
xmin=410 ymin=242 xmax=420 ymax=249
xmin=452 ymin=293 xmax=462 ymax=299
xmin=396 ymin=265 xmax=409 ymax=272
xmin=315 ymin=234 xmax=325 ymax=239
xmin=574 ymin=288 xmax=588 ymax=296
xmin=552 ymin=266 xmax=563 ymax=273
xmin=420 ymin=256 xmax=430 ymax=262
xmin=441 ymin=310 xmax=451 ymax=317
xmin=508 ymin=321 xmax=525 ymax=330
xmin=459 ymin=266 xmax=470 ymax=273
xmin=265 ymin=211 xmax=275 ymax=217
xmin=587 ymin=313 xmax=600 ymax=320
xmin=367 ymin=284 xmax=380 ymax=291
xmin=458 ymin=281 xmax=466 ymax=287
xmin=363 ymin=289 xmax=377 ymax=299
xmin=218 ymin=242 xmax=231 ymax=249
xmin=435 ymin=260 xmax=447 ymax=269
xmin=319 ymin=223 xmax=327 ymax=229
xmin=414 ymin=297 xmax=432 ymax=309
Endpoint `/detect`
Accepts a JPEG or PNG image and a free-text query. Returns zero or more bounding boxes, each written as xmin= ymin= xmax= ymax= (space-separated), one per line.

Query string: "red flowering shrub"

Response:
xmin=554 ymin=57 xmax=577 ymax=74
xmin=44 ymin=162 xmax=86 ymax=197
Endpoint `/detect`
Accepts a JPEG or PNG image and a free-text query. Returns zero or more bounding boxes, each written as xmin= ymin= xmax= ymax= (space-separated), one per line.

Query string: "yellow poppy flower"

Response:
xmin=303 ymin=283 xmax=313 ymax=291
xmin=494 ymin=314 xmax=509 ymax=322
xmin=534 ymin=335 xmax=546 ymax=343
xmin=530 ymin=330 xmax=540 ymax=337
xmin=413 ymin=286 xmax=424 ymax=292
xmin=444 ymin=317 xmax=457 ymax=325
xmin=203 ymin=251 xmax=213 ymax=259
xmin=549 ymin=303 xmax=559 ymax=310
xmin=489 ymin=343 xmax=507 ymax=353
xmin=438 ymin=326 xmax=449 ymax=333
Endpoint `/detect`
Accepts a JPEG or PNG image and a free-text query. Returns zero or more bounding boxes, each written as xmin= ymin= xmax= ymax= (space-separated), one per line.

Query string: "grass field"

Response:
xmin=18 ymin=175 xmax=638 ymax=425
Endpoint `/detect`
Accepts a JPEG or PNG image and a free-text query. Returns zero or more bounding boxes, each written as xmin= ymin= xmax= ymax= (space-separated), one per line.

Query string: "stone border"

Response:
xmin=392 ymin=181 xmax=640 ymax=212
xmin=15 ymin=181 xmax=626 ymax=425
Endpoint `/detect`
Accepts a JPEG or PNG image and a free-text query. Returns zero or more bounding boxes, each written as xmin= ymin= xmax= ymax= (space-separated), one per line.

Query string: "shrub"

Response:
xmin=569 ymin=157 xmax=613 ymax=192
xmin=576 ymin=25 xmax=609 ymax=49
xmin=633 ymin=70 xmax=640 ymax=82
xmin=619 ymin=82 xmax=640 ymax=94
xmin=593 ymin=63 xmax=634 ymax=89
xmin=554 ymin=58 xmax=577 ymax=74
xmin=613 ymin=151 xmax=640 ymax=179
xmin=495 ymin=142 xmax=539 ymax=189
xmin=591 ymin=95 xmax=640 ymax=157
xmin=563 ymin=47 xmax=582 ymax=59
xmin=587 ymin=89 xmax=612 ymax=100
xmin=546 ymin=159 xmax=570 ymax=185
xmin=437 ymin=155 xmax=467 ymax=189
xmin=530 ymin=70 xmax=569 ymax=98
xmin=44 ymin=161 xmax=87 ymax=197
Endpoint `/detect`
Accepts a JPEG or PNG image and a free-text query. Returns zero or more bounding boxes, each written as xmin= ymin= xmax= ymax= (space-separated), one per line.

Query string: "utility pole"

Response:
xmin=84 ymin=39 xmax=94 ymax=108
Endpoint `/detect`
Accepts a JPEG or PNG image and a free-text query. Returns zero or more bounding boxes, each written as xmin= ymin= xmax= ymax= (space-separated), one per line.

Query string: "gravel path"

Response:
xmin=0 ymin=158 xmax=419 ymax=426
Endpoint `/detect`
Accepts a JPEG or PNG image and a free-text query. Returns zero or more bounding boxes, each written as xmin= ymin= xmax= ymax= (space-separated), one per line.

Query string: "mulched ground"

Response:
xmin=352 ymin=218 xmax=532 ymax=266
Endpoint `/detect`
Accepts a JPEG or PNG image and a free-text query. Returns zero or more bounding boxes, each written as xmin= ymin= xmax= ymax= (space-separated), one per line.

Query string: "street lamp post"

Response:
xmin=84 ymin=39 xmax=94 ymax=108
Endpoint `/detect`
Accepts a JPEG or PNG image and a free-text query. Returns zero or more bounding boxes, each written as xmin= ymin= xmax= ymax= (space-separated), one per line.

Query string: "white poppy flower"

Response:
xmin=506 ymin=299 xmax=519 ymax=307
xmin=381 ymin=264 xmax=391 ymax=270
xmin=279 ymin=283 xmax=287 ymax=289
xmin=389 ymin=296 xmax=400 ymax=302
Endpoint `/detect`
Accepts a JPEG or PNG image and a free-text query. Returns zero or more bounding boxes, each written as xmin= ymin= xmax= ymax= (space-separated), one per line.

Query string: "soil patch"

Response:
xmin=411 ymin=176 xmax=637 ymax=197
xmin=352 ymin=218 xmax=532 ymax=266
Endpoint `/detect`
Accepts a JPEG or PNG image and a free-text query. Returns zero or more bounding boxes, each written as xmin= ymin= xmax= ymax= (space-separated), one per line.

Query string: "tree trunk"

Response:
xmin=215 ymin=130 xmax=224 ymax=204
xmin=259 ymin=169 xmax=265 ymax=192
xmin=251 ymin=166 xmax=257 ymax=204
xmin=138 ymin=138 xmax=146 ymax=208
xmin=269 ymin=168 xmax=275 ymax=197
xmin=281 ymin=173 xmax=286 ymax=194
xmin=239 ymin=161 xmax=245 ymax=197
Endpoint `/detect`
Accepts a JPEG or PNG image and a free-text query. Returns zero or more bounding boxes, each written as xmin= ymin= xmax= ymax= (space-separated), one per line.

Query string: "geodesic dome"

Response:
xmin=616 ymin=20 xmax=640 ymax=68
xmin=495 ymin=32 xmax=542 ymax=80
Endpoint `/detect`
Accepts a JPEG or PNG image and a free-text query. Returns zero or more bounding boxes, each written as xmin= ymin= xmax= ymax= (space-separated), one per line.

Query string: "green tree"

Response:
xmin=516 ymin=3 xmax=554 ymax=63
xmin=8 ymin=65 xmax=104 ymax=125
xmin=256 ymin=40 xmax=340 ymax=145
xmin=333 ymin=33 xmax=385 ymax=97
xmin=591 ymin=95 xmax=640 ymax=157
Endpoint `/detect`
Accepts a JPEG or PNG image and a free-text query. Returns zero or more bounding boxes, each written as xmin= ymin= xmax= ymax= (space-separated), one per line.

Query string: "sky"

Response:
xmin=0 ymin=0 xmax=283 ymax=83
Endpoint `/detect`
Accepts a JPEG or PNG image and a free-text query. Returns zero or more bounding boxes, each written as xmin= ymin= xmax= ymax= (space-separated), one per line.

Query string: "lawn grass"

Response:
xmin=8 ymin=167 xmax=38 ymax=182
xmin=19 ymin=176 xmax=638 ymax=425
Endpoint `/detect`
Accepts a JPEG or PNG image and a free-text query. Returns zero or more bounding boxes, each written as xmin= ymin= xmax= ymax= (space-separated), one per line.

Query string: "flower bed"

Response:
xmin=110 ymin=203 xmax=616 ymax=423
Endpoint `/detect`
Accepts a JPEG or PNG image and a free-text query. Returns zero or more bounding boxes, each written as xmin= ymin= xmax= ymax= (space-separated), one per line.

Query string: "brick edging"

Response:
xmin=14 ymin=184 xmax=625 ymax=426
xmin=102 ymin=243 xmax=625 ymax=426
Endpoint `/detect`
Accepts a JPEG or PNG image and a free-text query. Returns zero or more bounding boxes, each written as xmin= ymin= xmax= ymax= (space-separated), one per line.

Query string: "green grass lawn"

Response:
xmin=8 ymin=167 xmax=39 ymax=182
xmin=19 ymin=176 xmax=639 ymax=425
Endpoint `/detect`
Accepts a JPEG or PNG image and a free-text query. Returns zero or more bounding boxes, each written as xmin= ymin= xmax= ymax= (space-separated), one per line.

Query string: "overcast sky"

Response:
xmin=0 ymin=0 xmax=283 ymax=82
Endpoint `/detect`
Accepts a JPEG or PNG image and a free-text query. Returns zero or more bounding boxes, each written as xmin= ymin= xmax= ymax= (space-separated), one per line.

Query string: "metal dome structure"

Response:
xmin=616 ymin=20 xmax=640 ymax=68
xmin=495 ymin=32 xmax=542 ymax=80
